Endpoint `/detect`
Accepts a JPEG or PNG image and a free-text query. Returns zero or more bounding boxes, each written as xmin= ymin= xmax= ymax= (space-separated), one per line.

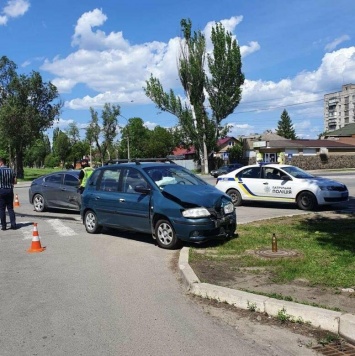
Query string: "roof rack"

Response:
xmin=105 ymin=157 xmax=177 ymax=165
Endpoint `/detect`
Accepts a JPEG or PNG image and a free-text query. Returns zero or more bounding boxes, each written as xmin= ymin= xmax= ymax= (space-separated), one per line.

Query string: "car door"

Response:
xmin=63 ymin=173 xmax=81 ymax=210
xmin=261 ymin=167 xmax=295 ymax=201
xmin=116 ymin=168 xmax=151 ymax=233
xmin=42 ymin=173 xmax=64 ymax=208
xmin=235 ymin=166 xmax=264 ymax=200
xmin=91 ymin=168 xmax=122 ymax=226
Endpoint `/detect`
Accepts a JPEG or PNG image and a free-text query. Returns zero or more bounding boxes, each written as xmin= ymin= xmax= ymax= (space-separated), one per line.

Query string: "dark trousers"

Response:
xmin=0 ymin=189 xmax=16 ymax=229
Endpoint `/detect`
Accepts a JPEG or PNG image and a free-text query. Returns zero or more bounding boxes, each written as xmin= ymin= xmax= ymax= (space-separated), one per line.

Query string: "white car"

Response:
xmin=215 ymin=163 xmax=349 ymax=211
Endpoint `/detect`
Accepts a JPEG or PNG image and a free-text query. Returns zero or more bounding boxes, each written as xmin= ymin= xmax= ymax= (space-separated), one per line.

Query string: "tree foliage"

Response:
xmin=0 ymin=56 xmax=62 ymax=178
xmin=276 ymin=109 xmax=297 ymax=139
xmin=144 ymin=18 xmax=244 ymax=173
xmin=53 ymin=130 xmax=71 ymax=168
xmin=87 ymin=103 xmax=120 ymax=165
xmin=227 ymin=141 xmax=243 ymax=163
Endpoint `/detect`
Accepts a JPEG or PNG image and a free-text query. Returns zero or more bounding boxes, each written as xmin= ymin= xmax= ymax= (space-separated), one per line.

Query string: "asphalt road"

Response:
xmin=1 ymin=172 xmax=354 ymax=355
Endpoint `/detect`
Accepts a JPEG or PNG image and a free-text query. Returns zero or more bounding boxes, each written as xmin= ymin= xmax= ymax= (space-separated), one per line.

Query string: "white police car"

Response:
xmin=215 ymin=163 xmax=349 ymax=211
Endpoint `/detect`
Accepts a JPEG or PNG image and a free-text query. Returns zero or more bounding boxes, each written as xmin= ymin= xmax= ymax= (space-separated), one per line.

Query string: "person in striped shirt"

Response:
xmin=0 ymin=157 xmax=17 ymax=230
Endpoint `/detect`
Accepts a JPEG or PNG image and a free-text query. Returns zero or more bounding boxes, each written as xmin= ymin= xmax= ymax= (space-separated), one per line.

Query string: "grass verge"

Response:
xmin=19 ymin=167 xmax=64 ymax=181
xmin=189 ymin=212 xmax=355 ymax=288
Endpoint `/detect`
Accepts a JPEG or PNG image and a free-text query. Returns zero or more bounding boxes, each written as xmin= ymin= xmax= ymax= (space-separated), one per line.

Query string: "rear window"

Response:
xmin=45 ymin=174 xmax=62 ymax=184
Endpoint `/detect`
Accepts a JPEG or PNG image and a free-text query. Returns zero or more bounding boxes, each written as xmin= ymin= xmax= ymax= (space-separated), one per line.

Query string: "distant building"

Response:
xmin=323 ymin=122 xmax=355 ymax=146
xmin=324 ymin=84 xmax=355 ymax=132
xmin=213 ymin=137 xmax=240 ymax=161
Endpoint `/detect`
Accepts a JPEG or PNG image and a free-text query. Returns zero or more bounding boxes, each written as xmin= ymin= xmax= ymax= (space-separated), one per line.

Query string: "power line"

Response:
xmin=233 ymin=99 xmax=324 ymax=114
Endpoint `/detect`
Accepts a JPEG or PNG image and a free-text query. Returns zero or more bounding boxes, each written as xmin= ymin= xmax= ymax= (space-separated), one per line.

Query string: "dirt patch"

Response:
xmin=189 ymin=211 xmax=355 ymax=316
xmin=189 ymin=258 xmax=355 ymax=315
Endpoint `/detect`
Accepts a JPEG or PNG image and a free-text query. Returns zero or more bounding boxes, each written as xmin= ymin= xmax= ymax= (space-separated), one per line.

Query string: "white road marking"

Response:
xmin=46 ymin=219 xmax=78 ymax=236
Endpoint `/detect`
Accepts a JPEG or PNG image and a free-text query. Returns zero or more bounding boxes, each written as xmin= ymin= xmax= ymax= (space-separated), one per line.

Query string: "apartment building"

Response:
xmin=324 ymin=84 xmax=355 ymax=132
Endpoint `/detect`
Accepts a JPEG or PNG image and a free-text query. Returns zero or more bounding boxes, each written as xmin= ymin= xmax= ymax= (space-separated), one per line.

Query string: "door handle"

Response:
xmin=119 ymin=198 xmax=125 ymax=202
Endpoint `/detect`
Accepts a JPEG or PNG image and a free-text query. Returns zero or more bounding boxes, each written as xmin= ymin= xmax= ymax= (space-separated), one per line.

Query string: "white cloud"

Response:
xmin=324 ymin=35 xmax=350 ymax=52
xmin=52 ymin=118 xmax=75 ymax=129
xmin=0 ymin=0 xmax=30 ymax=25
xmin=0 ymin=15 xmax=7 ymax=25
xmin=40 ymin=9 xmax=355 ymax=139
xmin=227 ymin=122 xmax=255 ymax=137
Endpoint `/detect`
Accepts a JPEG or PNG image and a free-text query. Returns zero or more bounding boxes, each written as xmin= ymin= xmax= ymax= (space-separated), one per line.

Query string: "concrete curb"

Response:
xmin=178 ymin=247 xmax=355 ymax=344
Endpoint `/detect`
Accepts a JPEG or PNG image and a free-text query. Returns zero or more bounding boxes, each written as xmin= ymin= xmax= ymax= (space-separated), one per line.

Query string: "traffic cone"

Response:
xmin=14 ymin=194 xmax=20 ymax=207
xmin=27 ymin=223 xmax=46 ymax=253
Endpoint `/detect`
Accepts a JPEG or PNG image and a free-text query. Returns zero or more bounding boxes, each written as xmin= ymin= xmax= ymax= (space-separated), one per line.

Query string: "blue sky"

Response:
xmin=1 ymin=0 xmax=355 ymax=140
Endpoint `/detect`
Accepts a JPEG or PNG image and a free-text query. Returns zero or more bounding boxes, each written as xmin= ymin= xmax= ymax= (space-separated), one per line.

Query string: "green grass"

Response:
xmin=190 ymin=213 xmax=355 ymax=288
xmin=20 ymin=167 xmax=63 ymax=181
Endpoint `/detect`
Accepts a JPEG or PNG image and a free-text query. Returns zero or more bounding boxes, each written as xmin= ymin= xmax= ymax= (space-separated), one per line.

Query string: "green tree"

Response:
xmin=25 ymin=134 xmax=51 ymax=168
xmin=144 ymin=19 xmax=244 ymax=174
xmin=53 ymin=130 xmax=71 ymax=168
xmin=276 ymin=109 xmax=297 ymax=139
xmin=145 ymin=126 xmax=178 ymax=158
xmin=65 ymin=122 xmax=89 ymax=167
xmin=227 ymin=141 xmax=243 ymax=163
xmin=0 ymin=56 xmax=62 ymax=178
xmin=120 ymin=118 xmax=150 ymax=159
xmin=87 ymin=103 xmax=120 ymax=165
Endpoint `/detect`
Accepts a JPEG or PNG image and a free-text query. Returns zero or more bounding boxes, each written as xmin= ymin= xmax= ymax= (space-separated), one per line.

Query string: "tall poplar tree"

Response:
xmin=87 ymin=103 xmax=120 ymax=165
xmin=144 ymin=19 xmax=244 ymax=173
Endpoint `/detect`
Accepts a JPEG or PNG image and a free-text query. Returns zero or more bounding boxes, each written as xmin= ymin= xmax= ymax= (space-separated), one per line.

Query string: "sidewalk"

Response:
xmin=178 ymin=247 xmax=355 ymax=345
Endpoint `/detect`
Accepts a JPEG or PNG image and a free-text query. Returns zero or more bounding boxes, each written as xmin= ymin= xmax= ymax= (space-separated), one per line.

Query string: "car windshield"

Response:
xmin=282 ymin=166 xmax=314 ymax=179
xmin=145 ymin=166 xmax=207 ymax=188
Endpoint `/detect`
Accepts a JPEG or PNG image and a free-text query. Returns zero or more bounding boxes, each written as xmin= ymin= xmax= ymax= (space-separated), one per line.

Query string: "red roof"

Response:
xmin=172 ymin=146 xmax=196 ymax=155
xmin=217 ymin=137 xmax=237 ymax=146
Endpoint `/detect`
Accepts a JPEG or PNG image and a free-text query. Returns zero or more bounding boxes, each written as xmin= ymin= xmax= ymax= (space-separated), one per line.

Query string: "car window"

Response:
xmin=263 ymin=167 xmax=282 ymax=180
xmin=45 ymin=173 xmax=63 ymax=184
xmin=98 ymin=169 xmax=120 ymax=192
xmin=64 ymin=174 xmax=79 ymax=187
xmin=122 ymin=168 xmax=147 ymax=193
xmin=237 ymin=167 xmax=260 ymax=179
xmin=282 ymin=166 xmax=314 ymax=179
xmin=88 ymin=169 xmax=100 ymax=187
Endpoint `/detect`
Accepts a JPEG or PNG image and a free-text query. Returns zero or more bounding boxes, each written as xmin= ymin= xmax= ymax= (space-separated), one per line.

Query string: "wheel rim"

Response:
xmin=85 ymin=212 xmax=96 ymax=231
xmin=229 ymin=191 xmax=239 ymax=204
xmin=300 ymin=194 xmax=312 ymax=208
xmin=34 ymin=195 xmax=44 ymax=211
xmin=157 ymin=222 xmax=173 ymax=246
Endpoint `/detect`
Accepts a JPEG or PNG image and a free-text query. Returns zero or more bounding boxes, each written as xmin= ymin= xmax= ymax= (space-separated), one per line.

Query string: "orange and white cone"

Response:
xmin=27 ymin=223 xmax=45 ymax=253
xmin=14 ymin=194 xmax=20 ymax=207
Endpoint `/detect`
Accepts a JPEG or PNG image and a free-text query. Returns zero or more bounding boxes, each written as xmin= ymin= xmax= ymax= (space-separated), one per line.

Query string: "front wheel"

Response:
xmin=296 ymin=191 xmax=317 ymax=211
xmin=227 ymin=189 xmax=242 ymax=206
xmin=155 ymin=219 xmax=182 ymax=250
xmin=84 ymin=210 xmax=102 ymax=233
xmin=33 ymin=193 xmax=46 ymax=212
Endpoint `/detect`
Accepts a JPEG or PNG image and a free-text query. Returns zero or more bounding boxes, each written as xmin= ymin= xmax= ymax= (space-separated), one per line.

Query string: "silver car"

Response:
xmin=29 ymin=170 xmax=81 ymax=212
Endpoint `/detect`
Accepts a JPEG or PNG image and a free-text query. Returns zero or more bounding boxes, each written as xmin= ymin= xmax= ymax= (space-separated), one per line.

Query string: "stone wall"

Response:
xmin=249 ymin=155 xmax=355 ymax=170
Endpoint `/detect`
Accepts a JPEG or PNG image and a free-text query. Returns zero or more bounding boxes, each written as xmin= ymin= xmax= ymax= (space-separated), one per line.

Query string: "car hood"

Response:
xmin=299 ymin=177 xmax=346 ymax=187
xmin=162 ymin=184 xmax=230 ymax=208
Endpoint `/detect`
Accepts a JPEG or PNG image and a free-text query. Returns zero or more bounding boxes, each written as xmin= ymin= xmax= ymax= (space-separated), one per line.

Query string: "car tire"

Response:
xmin=296 ymin=191 xmax=317 ymax=211
xmin=155 ymin=219 xmax=182 ymax=250
xmin=33 ymin=193 xmax=46 ymax=212
xmin=84 ymin=210 xmax=102 ymax=234
xmin=227 ymin=189 xmax=242 ymax=206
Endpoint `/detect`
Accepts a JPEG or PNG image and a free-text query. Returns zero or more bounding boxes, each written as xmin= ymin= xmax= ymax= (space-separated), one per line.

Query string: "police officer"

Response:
xmin=78 ymin=159 xmax=94 ymax=194
xmin=0 ymin=157 xmax=17 ymax=230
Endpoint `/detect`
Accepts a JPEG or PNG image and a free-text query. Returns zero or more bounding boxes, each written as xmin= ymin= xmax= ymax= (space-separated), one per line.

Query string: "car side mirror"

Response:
xmin=134 ymin=185 xmax=151 ymax=194
xmin=281 ymin=175 xmax=291 ymax=181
